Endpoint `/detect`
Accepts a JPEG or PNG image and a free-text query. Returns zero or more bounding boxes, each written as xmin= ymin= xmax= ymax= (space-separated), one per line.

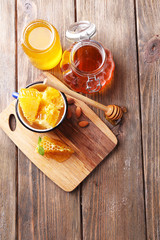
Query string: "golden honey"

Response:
xmin=60 ymin=21 xmax=115 ymax=93
xmin=18 ymin=84 xmax=65 ymax=130
xmin=22 ymin=20 xmax=62 ymax=70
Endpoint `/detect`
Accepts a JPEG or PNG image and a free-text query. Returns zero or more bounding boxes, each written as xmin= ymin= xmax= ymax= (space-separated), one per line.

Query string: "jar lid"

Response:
xmin=66 ymin=21 xmax=96 ymax=41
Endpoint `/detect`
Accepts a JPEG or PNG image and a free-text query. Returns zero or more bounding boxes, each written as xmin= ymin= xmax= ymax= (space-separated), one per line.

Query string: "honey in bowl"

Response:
xmin=17 ymin=83 xmax=67 ymax=132
xmin=22 ymin=19 xmax=62 ymax=70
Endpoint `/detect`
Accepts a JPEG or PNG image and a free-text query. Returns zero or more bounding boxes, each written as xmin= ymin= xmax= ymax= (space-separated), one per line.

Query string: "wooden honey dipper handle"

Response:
xmin=43 ymin=72 xmax=110 ymax=112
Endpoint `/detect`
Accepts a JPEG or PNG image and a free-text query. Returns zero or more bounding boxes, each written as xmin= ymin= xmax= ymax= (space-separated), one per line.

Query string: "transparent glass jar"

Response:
xmin=60 ymin=21 xmax=115 ymax=94
xmin=22 ymin=19 xmax=62 ymax=70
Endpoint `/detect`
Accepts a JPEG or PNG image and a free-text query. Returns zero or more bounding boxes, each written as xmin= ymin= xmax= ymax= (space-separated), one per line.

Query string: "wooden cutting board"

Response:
xmin=0 ymin=80 xmax=117 ymax=192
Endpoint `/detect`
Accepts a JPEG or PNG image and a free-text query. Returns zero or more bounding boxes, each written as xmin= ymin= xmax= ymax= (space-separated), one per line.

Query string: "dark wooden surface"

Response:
xmin=0 ymin=1 xmax=17 ymax=239
xmin=136 ymin=1 xmax=160 ymax=239
xmin=0 ymin=0 xmax=160 ymax=239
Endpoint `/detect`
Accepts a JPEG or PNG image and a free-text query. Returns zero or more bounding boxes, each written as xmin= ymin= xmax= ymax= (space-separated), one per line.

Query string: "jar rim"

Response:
xmin=70 ymin=40 xmax=106 ymax=76
xmin=21 ymin=19 xmax=55 ymax=53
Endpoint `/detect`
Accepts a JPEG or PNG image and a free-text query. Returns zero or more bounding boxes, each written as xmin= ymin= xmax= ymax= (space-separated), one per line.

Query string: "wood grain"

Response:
xmin=17 ymin=0 xmax=81 ymax=239
xmin=76 ymin=0 xmax=146 ymax=239
xmin=0 ymin=94 xmax=117 ymax=191
xmin=136 ymin=0 xmax=160 ymax=239
xmin=1 ymin=0 xmax=159 ymax=239
xmin=0 ymin=1 xmax=17 ymax=239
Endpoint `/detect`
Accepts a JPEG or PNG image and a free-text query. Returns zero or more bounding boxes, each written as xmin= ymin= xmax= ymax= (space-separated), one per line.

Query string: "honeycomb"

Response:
xmin=19 ymin=88 xmax=42 ymax=124
xmin=35 ymin=104 xmax=60 ymax=129
xmin=42 ymin=87 xmax=64 ymax=109
xmin=19 ymin=86 xmax=64 ymax=129
xmin=40 ymin=136 xmax=74 ymax=154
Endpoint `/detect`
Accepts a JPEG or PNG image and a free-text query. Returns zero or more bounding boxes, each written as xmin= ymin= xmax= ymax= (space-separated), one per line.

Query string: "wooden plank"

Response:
xmin=135 ymin=0 xmax=160 ymax=239
xmin=17 ymin=0 xmax=81 ymax=239
xmin=76 ymin=0 xmax=146 ymax=239
xmin=0 ymin=0 xmax=16 ymax=239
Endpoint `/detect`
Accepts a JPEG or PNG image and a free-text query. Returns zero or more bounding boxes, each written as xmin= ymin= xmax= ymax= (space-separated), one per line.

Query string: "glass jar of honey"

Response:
xmin=60 ymin=21 xmax=115 ymax=94
xmin=21 ymin=19 xmax=62 ymax=70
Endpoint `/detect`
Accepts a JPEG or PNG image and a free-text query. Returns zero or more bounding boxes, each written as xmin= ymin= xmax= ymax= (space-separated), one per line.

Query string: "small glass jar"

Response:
xmin=60 ymin=21 xmax=115 ymax=94
xmin=21 ymin=19 xmax=62 ymax=70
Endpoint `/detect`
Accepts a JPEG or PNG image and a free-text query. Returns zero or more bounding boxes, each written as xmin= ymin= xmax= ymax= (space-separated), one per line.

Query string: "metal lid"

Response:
xmin=66 ymin=21 xmax=96 ymax=41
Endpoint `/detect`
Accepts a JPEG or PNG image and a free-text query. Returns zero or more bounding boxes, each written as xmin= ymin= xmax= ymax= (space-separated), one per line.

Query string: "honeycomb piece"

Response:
xmin=45 ymin=104 xmax=60 ymax=128
xmin=36 ymin=99 xmax=47 ymax=121
xmin=52 ymin=96 xmax=64 ymax=110
xmin=35 ymin=103 xmax=60 ymax=129
xmin=42 ymin=87 xmax=64 ymax=109
xmin=19 ymin=88 xmax=42 ymax=124
xmin=40 ymin=136 xmax=74 ymax=155
xmin=43 ymin=87 xmax=60 ymax=100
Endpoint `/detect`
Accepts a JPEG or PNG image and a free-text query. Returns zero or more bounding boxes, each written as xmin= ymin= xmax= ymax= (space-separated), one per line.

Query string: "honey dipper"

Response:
xmin=43 ymin=72 xmax=127 ymax=124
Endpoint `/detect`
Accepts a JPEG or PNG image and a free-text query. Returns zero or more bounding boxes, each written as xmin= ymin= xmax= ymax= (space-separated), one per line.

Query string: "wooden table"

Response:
xmin=0 ymin=0 xmax=160 ymax=239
